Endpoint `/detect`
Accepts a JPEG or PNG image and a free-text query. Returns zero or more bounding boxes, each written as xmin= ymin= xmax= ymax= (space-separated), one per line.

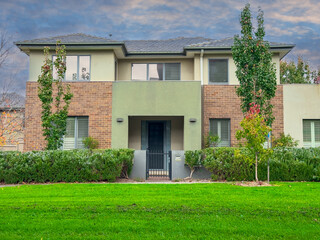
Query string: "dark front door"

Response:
xmin=148 ymin=122 xmax=164 ymax=169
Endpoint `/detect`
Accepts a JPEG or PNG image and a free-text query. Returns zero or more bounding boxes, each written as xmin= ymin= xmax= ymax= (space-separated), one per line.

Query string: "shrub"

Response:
xmin=83 ymin=137 xmax=99 ymax=150
xmin=204 ymin=134 xmax=220 ymax=148
xmin=272 ymin=133 xmax=298 ymax=147
xmin=198 ymin=147 xmax=320 ymax=181
xmin=185 ymin=150 xmax=203 ymax=178
xmin=203 ymin=147 xmax=253 ymax=181
xmin=0 ymin=149 xmax=134 ymax=184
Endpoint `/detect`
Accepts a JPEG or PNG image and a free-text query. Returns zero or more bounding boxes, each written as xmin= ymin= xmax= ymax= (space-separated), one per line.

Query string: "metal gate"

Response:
xmin=146 ymin=150 xmax=172 ymax=179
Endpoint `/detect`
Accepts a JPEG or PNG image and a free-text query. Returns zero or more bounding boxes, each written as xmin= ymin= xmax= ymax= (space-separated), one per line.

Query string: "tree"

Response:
xmin=38 ymin=42 xmax=73 ymax=150
xmin=236 ymin=103 xmax=271 ymax=181
xmin=185 ymin=150 xmax=203 ymax=179
xmin=0 ymin=30 xmax=24 ymax=148
xmin=280 ymin=57 xmax=318 ymax=84
xmin=232 ymin=4 xmax=277 ymax=126
xmin=0 ymin=30 xmax=12 ymax=70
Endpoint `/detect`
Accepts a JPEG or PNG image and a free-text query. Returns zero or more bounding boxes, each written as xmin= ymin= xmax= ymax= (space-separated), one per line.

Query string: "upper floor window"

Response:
xmin=53 ymin=55 xmax=90 ymax=81
xmin=63 ymin=116 xmax=89 ymax=150
xmin=209 ymin=59 xmax=228 ymax=84
xmin=209 ymin=118 xmax=230 ymax=147
xmin=132 ymin=63 xmax=180 ymax=81
xmin=303 ymin=119 xmax=320 ymax=148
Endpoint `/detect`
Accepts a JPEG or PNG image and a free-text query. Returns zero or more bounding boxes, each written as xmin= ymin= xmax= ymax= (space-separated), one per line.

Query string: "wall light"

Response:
xmin=117 ymin=118 xmax=124 ymax=123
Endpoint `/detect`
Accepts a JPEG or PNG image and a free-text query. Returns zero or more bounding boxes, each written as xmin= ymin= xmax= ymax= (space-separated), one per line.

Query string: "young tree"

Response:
xmin=280 ymin=57 xmax=318 ymax=84
xmin=232 ymin=4 xmax=277 ymax=126
xmin=236 ymin=103 xmax=271 ymax=181
xmin=38 ymin=42 xmax=73 ymax=150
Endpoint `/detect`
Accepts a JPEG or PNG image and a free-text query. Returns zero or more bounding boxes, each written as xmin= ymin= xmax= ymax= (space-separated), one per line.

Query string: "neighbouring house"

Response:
xmin=14 ymin=33 xmax=320 ymax=179
xmin=0 ymin=93 xmax=25 ymax=151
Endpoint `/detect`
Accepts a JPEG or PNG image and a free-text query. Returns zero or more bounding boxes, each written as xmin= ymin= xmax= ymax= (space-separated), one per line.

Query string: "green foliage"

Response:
xmin=204 ymin=134 xmax=220 ymax=148
xmin=272 ymin=133 xmax=299 ymax=148
xmin=111 ymin=148 xmax=134 ymax=178
xmin=0 ymin=149 xmax=134 ymax=184
xmin=83 ymin=137 xmax=99 ymax=150
xmin=37 ymin=41 xmax=73 ymax=150
xmin=232 ymin=4 xmax=277 ymax=125
xmin=199 ymin=147 xmax=320 ymax=181
xmin=184 ymin=150 xmax=203 ymax=178
xmin=203 ymin=147 xmax=252 ymax=181
xmin=236 ymin=103 xmax=272 ymax=181
xmin=280 ymin=57 xmax=319 ymax=84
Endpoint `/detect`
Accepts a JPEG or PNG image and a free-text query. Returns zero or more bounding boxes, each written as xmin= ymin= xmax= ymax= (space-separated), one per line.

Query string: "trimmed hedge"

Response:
xmin=188 ymin=147 xmax=320 ymax=181
xmin=0 ymin=149 xmax=134 ymax=184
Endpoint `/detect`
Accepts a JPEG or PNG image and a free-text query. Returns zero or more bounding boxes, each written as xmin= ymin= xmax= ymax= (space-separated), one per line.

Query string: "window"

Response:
xmin=132 ymin=63 xmax=180 ymax=81
xmin=53 ymin=56 xmax=90 ymax=81
xmin=303 ymin=120 xmax=320 ymax=148
xmin=63 ymin=117 xmax=89 ymax=150
xmin=209 ymin=59 xmax=228 ymax=84
xmin=209 ymin=119 xmax=230 ymax=147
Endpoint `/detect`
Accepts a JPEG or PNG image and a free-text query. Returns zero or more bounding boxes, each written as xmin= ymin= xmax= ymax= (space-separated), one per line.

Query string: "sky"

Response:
xmin=1 ymin=0 xmax=320 ymax=95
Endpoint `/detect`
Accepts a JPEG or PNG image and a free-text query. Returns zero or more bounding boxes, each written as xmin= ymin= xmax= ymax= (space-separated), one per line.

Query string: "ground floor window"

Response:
xmin=209 ymin=118 xmax=230 ymax=147
xmin=303 ymin=119 xmax=320 ymax=148
xmin=63 ymin=117 xmax=89 ymax=150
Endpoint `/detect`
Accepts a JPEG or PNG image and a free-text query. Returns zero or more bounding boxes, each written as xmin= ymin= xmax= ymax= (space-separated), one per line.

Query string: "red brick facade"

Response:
xmin=24 ymin=81 xmax=113 ymax=151
xmin=203 ymin=85 xmax=284 ymax=147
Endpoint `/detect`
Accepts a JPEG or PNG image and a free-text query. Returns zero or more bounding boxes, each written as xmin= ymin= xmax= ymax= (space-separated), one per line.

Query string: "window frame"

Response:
xmin=52 ymin=55 xmax=91 ymax=81
xmin=63 ymin=116 xmax=89 ymax=150
xmin=209 ymin=118 xmax=231 ymax=147
xmin=303 ymin=119 xmax=320 ymax=148
xmin=208 ymin=58 xmax=229 ymax=85
xmin=131 ymin=63 xmax=181 ymax=81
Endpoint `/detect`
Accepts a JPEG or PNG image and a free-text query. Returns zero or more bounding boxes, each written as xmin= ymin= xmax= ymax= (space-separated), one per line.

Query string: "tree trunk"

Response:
xmin=189 ymin=168 xmax=195 ymax=179
xmin=255 ymin=152 xmax=259 ymax=182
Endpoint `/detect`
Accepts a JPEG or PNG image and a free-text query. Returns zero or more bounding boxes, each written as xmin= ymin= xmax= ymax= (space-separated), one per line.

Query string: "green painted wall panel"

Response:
xmin=112 ymin=81 xmax=201 ymax=150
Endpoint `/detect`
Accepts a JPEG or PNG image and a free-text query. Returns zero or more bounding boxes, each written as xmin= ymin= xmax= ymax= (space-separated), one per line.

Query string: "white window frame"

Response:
xmin=52 ymin=55 xmax=91 ymax=81
xmin=208 ymin=58 xmax=229 ymax=85
xmin=209 ymin=118 xmax=231 ymax=147
xmin=131 ymin=63 xmax=181 ymax=81
xmin=303 ymin=119 xmax=320 ymax=148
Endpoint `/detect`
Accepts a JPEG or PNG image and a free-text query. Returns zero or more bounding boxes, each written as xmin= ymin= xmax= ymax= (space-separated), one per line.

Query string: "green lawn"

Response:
xmin=0 ymin=182 xmax=319 ymax=239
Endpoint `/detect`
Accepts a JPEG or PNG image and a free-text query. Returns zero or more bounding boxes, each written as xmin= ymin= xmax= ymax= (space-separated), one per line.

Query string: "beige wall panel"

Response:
xmin=283 ymin=84 xmax=320 ymax=147
xmin=28 ymin=50 xmax=115 ymax=81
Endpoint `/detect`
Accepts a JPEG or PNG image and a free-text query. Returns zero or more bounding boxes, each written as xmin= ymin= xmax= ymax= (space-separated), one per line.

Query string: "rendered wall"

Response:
xmin=283 ymin=84 xmax=320 ymax=147
xmin=112 ymin=81 xmax=201 ymax=150
xmin=28 ymin=50 xmax=115 ymax=82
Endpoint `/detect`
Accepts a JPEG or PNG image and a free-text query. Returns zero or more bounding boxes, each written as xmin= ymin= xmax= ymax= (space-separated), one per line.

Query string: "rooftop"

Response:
xmin=15 ymin=33 xmax=295 ymax=55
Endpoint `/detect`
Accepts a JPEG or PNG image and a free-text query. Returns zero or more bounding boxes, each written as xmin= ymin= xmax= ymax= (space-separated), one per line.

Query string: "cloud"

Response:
xmin=0 ymin=0 xmax=319 ymax=95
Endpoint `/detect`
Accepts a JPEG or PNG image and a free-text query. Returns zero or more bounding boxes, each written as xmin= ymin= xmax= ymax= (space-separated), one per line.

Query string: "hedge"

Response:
xmin=0 ymin=149 xmax=134 ymax=184
xmin=188 ymin=147 xmax=320 ymax=181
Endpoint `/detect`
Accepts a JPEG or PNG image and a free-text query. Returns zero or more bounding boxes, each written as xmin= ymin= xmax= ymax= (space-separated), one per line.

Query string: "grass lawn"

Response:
xmin=0 ymin=182 xmax=319 ymax=239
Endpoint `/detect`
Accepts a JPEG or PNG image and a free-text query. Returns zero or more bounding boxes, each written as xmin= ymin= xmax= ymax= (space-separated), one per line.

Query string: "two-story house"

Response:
xmin=15 ymin=33 xmax=320 ymax=179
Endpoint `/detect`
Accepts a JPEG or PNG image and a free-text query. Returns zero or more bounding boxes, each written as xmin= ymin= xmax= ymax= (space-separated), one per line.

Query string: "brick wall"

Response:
xmin=24 ymin=81 xmax=112 ymax=151
xmin=203 ymin=85 xmax=284 ymax=147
